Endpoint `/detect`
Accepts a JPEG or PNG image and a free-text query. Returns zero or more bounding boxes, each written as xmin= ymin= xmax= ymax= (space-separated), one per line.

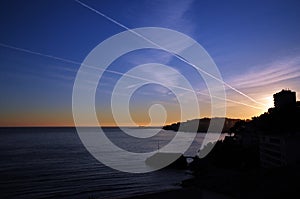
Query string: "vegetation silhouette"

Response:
xmin=163 ymin=118 xmax=240 ymax=133
xmin=179 ymin=90 xmax=300 ymax=198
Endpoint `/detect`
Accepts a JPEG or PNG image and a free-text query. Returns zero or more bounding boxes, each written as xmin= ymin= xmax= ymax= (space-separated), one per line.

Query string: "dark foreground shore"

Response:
xmin=124 ymin=188 xmax=233 ymax=199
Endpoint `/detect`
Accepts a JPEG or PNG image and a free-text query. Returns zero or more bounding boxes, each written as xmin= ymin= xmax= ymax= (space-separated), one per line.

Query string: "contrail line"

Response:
xmin=75 ymin=0 xmax=266 ymax=107
xmin=0 ymin=42 xmax=264 ymax=110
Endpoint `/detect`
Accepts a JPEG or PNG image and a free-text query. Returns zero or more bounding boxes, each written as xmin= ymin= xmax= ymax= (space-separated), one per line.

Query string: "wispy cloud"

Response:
xmin=116 ymin=0 xmax=196 ymax=67
xmin=228 ymin=56 xmax=300 ymax=90
xmin=136 ymin=0 xmax=195 ymax=33
xmin=119 ymin=63 xmax=184 ymax=95
xmin=223 ymin=55 xmax=300 ymax=112
xmin=189 ymin=55 xmax=300 ymax=116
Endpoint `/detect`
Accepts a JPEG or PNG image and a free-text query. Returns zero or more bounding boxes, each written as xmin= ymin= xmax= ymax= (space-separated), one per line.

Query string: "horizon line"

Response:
xmin=0 ymin=116 xmax=249 ymax=128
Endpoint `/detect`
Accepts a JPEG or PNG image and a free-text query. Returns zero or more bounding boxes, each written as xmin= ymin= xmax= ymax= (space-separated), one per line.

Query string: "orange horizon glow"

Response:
xmin=1 ymin=87 xmax=299 ymax=127
xmin=0 ymin=111 xmax=264 ymax=127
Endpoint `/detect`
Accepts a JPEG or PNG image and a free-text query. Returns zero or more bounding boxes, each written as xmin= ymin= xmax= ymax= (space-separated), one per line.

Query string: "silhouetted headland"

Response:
xmin=136 ymin=89 xmax=300 ymax=199
xmin=177 ymin=89 xmax=300 ymax=199
xmin=163 ymin=118 xmax=240 ymax=133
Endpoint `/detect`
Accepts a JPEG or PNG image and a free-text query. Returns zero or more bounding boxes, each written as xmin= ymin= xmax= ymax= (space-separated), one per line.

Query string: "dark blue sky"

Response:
xmin=1 ymin=0 xmax=300 ymax=126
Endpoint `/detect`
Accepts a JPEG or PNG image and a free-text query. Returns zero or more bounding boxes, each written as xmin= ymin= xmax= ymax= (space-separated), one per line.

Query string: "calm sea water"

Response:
xmin=0 ymin=127 xmax=224 ymax=199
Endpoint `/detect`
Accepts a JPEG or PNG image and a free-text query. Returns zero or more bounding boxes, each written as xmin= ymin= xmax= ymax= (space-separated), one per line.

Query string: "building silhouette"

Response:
xmin=273 ymin=89 xmax=296 ymax=109
xmin=259 ymin=133 xmax=300 ymax=168
xmin=259 ymin=89 xmax=300 ymax=168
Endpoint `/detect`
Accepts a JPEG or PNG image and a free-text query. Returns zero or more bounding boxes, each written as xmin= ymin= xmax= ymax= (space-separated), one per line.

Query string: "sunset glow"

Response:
xmin=1 ymin=1 xmax=300 ymax=127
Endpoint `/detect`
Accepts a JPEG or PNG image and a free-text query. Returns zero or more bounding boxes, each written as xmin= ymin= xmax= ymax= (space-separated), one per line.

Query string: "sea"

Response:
xmin=0 ymin=127 xmax=226 ymax=199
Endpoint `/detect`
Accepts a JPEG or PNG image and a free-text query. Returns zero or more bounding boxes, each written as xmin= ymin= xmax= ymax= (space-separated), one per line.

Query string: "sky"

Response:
xmin=1 ymin=0 xmax=300 ymax=126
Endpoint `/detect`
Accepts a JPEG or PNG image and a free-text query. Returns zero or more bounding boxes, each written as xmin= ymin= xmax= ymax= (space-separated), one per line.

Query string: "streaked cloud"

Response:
xmin=223 ymin=55 xmax=300 ymax=114
xmin=229 ymin=56 xmax=300 ymax=90
xmin=136 ymin=0 xmax=195 ymax=33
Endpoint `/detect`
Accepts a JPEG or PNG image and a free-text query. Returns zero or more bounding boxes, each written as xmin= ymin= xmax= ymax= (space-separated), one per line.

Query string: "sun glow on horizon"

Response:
xmin=262 ymin=96 xmax=275 ymax=111
xmin=1 ymin=1 xmax=300 ymax=127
